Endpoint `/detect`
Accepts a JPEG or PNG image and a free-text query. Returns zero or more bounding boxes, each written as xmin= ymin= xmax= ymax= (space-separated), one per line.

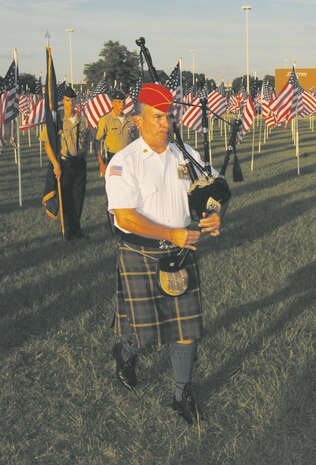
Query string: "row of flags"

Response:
xmin=2 ymin=51 xmax=316 ymax=149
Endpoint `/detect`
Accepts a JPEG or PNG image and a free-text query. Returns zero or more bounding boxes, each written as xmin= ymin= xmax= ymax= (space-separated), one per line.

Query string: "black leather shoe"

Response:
xmin=112 ymin=342 xmax=137 ymax=390
xmin=172 ymin=384 xmax=204 ymax=425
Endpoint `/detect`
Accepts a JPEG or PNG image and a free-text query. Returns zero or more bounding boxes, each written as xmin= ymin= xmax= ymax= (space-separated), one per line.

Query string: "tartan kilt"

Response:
xmin=115 ymin=242 xmax=203 ymax=348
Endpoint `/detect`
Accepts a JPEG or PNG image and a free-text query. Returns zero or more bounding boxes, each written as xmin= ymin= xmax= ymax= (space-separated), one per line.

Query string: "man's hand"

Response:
xmin=53 ymin=162 xmax=61 ymax=181
xmin=97 ymin=152 xmax=106 ymax=177
xmin=170 ymin=228 xmax=201 ymax=250
xmin=198 ymin=212 xmax=221 ymax=237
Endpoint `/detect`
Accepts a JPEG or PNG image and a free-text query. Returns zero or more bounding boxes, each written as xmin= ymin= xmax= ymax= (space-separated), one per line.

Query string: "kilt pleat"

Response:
xmin=115 ymin=243 xmax=203 ymax=348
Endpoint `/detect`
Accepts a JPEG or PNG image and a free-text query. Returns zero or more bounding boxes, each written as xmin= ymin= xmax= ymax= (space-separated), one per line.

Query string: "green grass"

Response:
xmin=0 ymin=120 xmax=315 ymax=465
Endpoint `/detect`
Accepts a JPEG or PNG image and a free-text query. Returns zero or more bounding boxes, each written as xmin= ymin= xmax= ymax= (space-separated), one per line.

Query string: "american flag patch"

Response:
xmin=109 ymin=165 xmax=123 ymax=176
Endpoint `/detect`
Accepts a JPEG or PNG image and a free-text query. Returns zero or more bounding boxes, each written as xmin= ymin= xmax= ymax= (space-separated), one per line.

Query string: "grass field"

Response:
xmin=0 ymin=119 xmax=315 ymax=465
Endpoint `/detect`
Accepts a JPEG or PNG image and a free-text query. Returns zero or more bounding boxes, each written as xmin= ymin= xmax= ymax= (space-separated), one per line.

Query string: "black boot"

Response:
xmin=113 ymin=342 xmax=138 ymax=390
xmin=172 ymin=383 xmax=202 ymax=425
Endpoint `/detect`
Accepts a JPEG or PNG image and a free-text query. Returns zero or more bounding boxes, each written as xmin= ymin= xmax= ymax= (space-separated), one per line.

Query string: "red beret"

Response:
xmin=137 ymin=83 xmax=173 ymax=113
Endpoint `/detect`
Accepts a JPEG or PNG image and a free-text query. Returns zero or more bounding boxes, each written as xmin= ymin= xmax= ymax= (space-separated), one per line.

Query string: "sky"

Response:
xmin=0 ymin=0 xmax=315 ymax=85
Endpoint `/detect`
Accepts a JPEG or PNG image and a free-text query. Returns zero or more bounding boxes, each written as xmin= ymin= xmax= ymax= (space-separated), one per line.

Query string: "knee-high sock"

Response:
xmin=168 ymin=341 xmax=197 ymax=401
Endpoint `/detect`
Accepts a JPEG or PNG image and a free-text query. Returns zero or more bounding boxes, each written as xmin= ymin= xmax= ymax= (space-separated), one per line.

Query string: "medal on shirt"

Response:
xmin=177 ymin=163 xmax=191 ymax=180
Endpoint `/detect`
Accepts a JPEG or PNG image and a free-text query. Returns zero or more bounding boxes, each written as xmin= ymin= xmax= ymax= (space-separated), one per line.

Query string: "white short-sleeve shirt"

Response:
xmin=105 ymin=137 xmax=218 ymax=233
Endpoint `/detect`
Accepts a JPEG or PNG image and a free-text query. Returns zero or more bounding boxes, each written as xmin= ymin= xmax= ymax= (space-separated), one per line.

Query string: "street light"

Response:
xmin=65 ymin=28 xmax=74 ymax=87
xmin=242 ymin=6 xmax=252 ymax=93
xmin=190 ymin=49 xmax=196 ymax=86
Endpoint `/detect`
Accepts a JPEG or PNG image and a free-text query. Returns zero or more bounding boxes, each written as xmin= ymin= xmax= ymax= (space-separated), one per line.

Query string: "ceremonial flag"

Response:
xmin=84 ymin=77 xmax=112 ymax=128
xmin=42 ymin=47 xmax=61 ymax=220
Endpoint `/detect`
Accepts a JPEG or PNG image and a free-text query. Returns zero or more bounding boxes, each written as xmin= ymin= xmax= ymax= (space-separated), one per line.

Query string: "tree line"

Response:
xmin=1 ymin=40 xmax=275 ymax=93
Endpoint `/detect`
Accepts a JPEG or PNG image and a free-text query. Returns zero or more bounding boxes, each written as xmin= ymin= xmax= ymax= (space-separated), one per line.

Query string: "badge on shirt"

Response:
xmin=177 ymin=163 xmax=191 ymax=180
xmin=109 ymin=165 xmax=123 ymax=176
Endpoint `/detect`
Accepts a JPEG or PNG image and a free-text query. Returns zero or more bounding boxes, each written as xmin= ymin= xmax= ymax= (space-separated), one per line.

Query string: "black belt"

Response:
xmin=119 ymin=232 xmax=177 ymax=250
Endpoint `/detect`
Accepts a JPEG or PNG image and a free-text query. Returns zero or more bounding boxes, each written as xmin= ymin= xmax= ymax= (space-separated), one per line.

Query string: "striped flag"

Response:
xmin=165 ymin=62 xmax=182 ymax=123
xmin=270 ymin=67 xmax=300 ymax=125
xmin=301 ymin=89 xmax=316 ymax=115
xmin=84 ymin=77 xmax=112 ymax=128
xmin=208 ymin=86 xmax=227 ymax=118
xmin=1 ymin=60 xmax=19 ymax=125
xmin=20 ymin=98 xmax=45 ymax=130
xmin=237 ymin=94 xmax=257 ymax=142
xmin=0 ymin=81 xmax=8 ymax=130
xmin=19 ymin=94 xmax=30 ymax=116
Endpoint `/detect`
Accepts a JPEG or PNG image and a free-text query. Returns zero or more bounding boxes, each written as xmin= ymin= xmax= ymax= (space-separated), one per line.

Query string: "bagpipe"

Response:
xmin=136 ymin=38 xmax=243 ymax=297
xmin=136 ymin=37 xmax=243 ymax=222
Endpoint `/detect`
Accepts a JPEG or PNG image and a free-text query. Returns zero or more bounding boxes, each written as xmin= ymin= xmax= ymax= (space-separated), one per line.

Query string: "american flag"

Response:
xmin=270 ymin=67 xmax=300 ymax=126
xmin=208 ymin=82 xmax=227 ymax=118
xmin=182 ymin=83 xmax=210 ymax=133
xmin=32 ymin=76 xmax=43 ymax=107
xmin=124 ymin=76 xmax=143 ymax=116
xmin=261 ymin=81 xmax=277 ymax=128
xmin=181 ymin=96 xmax=203 ymax=133
xmin=165 ymin=62 xmax=182 ymax=123
xmin=20 ymin=99 xmax=45 ymax=130
xmin=19 ymin=94 xmax=30 ymax=116
xmin=57 ymin=81 xmax=66 ymax=111
xmin=237 ymin=93 xmax=257 ymax=142
xmin=0 ymin=80 xmax=8 ymax=131
xmin=301 ymin=89 xmax=316 ymax=116
xmin=2 ymin=60 xmax=19 ymax=124
xmin=84 ymin=77 xmax=112 ymax=128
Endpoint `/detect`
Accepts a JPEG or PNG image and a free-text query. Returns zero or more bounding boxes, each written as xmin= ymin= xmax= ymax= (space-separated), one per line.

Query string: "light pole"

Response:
xmin=190 ymin=49 xmax=196 ymax=86
xmin=242 ymin=6 xmax=251 ymax=93
xmin=65 ymin=28 xmax=74 ymax=87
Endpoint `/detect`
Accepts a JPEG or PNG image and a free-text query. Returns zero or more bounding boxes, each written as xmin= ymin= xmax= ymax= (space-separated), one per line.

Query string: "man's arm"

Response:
xmin=114 ymin=208 xmax=201 ymax=250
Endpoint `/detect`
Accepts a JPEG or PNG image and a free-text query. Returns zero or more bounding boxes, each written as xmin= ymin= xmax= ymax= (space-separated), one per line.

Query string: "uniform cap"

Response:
xmin=64 ymin=86 xmax=77 ymax=98
xmin=137 ymin=83 xmax=172 ymax=113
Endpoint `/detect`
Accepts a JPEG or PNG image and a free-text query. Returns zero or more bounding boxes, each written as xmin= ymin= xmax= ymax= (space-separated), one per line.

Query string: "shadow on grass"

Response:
xmin=0 ymin=232 xmax=117 ymax=353
xmin=233 ymin=357 xmax=315 ymax=465
xmin=197 ymin=192 xmax=316 ymax=256
xmin=199 ymin=260 xmax=315 ymax=397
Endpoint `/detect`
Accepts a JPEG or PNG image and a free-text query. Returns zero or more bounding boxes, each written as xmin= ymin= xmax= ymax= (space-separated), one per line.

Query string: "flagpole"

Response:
xmin=179 ymin=57 xmax=184 ymax=140
xmin=295 ymin=107 xmax=300 ymax=176
xmin=14 ymin=49 xmax=22 ymax=207
xmin=250 ymin=118 xmax=255 ymax=170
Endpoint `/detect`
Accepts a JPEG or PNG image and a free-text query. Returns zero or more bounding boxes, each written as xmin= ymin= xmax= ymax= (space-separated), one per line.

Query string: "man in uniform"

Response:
xmin=41 ymin=86 xmax=91 ymax=241
xmin=95 ymin=90 xmax=137 ymax=177
xmin=105 ymin=83 xmax=221 ymax=424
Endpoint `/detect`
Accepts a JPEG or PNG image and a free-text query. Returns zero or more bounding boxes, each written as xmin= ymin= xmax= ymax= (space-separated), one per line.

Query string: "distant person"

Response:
xmin=95 ymin=90 xmax=137 ymax=177
xmin=41 ymin=86 xmax=91 ymax=241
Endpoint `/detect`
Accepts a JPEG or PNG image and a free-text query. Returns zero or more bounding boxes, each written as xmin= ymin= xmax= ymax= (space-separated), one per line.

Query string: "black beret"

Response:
xmin=111 ymin=90 xmax=125 ymax=101
xmin=64 ymin=86 xmax=77 ymax=98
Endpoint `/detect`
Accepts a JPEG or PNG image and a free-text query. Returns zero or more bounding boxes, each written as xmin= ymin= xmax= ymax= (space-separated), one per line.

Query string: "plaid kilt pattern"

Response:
xmin=115 ymin=242 xmax=203 ymax=348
